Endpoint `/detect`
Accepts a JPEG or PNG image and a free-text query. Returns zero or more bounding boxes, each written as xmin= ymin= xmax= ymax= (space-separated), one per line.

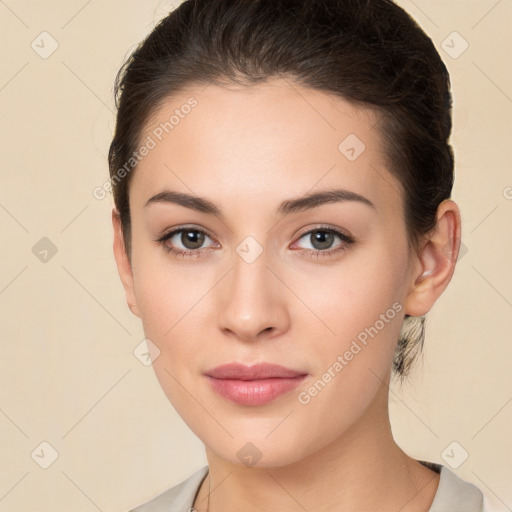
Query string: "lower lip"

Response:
xmin=206 ymin=375 xmax=307 ymax=406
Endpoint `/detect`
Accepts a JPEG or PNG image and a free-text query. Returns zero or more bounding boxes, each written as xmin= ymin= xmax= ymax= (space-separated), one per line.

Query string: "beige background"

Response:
xmin=0 ymin=0 xmax=510 ymax=510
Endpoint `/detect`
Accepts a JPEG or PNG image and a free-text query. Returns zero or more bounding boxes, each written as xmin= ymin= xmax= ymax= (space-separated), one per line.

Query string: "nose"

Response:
xmin=215 ymin=244 xmax=290 ymax=343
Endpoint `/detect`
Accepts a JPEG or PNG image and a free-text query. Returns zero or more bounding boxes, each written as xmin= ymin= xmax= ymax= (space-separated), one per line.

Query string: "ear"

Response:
xmin=112 ymin=209 xmax=140 ymax=318
xmin=404 ymin=199 xmax=462 ymax=317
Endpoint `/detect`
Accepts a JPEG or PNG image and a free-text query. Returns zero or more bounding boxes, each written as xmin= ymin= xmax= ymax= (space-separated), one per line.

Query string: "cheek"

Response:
xmin=131 ymin=232 xmax=189 ymax=325
xmin=134 ymin=268 xmax=202 ymax=353
xmin=132 ymin=263 xmax=206 ymax=410
xmin=130 ymin=245 xmax=216 ymax=377
xmin=286 ymin=257 xmax=405 ymax=442
xmin=286 ymin=247 xmax=406 ymax=376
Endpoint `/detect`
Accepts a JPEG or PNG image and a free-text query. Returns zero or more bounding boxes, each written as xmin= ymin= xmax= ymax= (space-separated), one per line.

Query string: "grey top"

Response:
xmin=129 ymin=460 xmax=486 ymax=512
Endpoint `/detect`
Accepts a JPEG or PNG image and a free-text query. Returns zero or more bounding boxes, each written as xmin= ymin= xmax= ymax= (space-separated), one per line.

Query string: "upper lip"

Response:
xmin=205 ymin=363 xmax=307 ymax=380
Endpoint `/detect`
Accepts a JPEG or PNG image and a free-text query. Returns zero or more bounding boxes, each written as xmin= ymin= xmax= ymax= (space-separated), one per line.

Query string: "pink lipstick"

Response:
xmin=205 ymin=362 xmax=308 ymax=406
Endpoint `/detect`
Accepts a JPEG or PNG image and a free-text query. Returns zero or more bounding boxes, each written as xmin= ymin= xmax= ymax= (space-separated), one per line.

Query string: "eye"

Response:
xmin=156 ymin=226 xmax=217 ymax=257
xmin=156 ymin=224 xmax=354 ymax=259
xmin=292 ymin=226 xmax=354 ymax=258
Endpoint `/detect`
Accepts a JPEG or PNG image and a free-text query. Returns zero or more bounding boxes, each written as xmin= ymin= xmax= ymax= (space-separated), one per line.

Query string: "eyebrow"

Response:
xmin=144 ymin=188 xmax=375 ymax=217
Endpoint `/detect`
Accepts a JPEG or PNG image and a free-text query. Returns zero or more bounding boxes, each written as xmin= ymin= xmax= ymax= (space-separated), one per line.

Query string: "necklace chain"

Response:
xmin=206 ymin=473 xmax=211 ymax=512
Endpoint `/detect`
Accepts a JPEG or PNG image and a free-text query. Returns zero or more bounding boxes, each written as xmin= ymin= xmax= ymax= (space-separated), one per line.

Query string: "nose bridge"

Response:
xmin=233 ymin=237 xmax=270 ymax=302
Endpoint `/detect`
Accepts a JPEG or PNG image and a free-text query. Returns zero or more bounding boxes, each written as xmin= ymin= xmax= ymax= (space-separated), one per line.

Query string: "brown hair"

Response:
xmin=108 ymin=0 xmax=454 ymax=380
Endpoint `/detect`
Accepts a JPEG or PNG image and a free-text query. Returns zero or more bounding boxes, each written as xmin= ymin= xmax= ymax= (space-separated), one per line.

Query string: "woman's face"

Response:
xmin=118 ymin=78 xmax=423 ymax=466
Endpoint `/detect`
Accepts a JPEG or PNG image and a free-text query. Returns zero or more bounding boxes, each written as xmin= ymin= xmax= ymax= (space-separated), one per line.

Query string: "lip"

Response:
xmin=205 ymin=363 xmax=308 ymax=406
xmin=206 ymin=362 xmax=306 ymax=380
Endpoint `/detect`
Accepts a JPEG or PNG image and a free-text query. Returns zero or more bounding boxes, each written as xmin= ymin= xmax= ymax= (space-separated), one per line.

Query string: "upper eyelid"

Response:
xmin=295 ymin=224 xmax=352 ymax=239
xmin=159 ymin=225 xmax=213 ymax=240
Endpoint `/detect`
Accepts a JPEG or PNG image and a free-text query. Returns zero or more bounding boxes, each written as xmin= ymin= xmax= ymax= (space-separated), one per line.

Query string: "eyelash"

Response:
xmin=155 ymin=225 xmax=355 ymax=259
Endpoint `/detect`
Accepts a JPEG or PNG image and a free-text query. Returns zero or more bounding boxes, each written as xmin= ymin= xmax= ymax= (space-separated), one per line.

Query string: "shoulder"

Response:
xmin=419 ymin=461 xmax=486 ymax=512
xmin=127 ymin=465 xmax=209 ymax=512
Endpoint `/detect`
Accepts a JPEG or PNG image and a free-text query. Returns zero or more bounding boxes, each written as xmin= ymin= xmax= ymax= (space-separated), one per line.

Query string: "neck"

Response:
xmin=194 ymin=382 xmax=440 ymax=512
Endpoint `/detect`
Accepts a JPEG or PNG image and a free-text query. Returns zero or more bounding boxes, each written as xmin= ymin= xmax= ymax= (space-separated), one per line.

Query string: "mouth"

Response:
xmin=204 ymin=362 xmax=308 ymax=406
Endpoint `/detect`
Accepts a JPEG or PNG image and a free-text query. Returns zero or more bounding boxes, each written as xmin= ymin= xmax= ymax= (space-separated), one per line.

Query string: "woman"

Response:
xmin=109 ymin=0 xmax=486 ymax=510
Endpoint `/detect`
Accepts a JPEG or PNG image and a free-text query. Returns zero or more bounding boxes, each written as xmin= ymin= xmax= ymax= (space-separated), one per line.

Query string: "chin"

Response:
xmin=198 ymin=421 xmax=326 ymax=469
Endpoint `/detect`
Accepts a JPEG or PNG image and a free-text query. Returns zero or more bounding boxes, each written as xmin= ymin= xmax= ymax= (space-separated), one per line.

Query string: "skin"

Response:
xmin=112 ymin=78 xmax=461 ymax=511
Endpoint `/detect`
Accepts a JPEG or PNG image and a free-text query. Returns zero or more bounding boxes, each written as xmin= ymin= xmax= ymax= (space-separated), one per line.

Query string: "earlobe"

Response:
xmin=404 ymin=199 xmax=461 ymax=317
xmin=112 ymin=209 xmax=140 ymax=318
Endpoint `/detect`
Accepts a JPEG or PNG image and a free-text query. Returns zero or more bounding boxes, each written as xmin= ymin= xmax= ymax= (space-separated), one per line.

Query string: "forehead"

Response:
xmin=131 ymin=78 xmax=402 ymax=216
